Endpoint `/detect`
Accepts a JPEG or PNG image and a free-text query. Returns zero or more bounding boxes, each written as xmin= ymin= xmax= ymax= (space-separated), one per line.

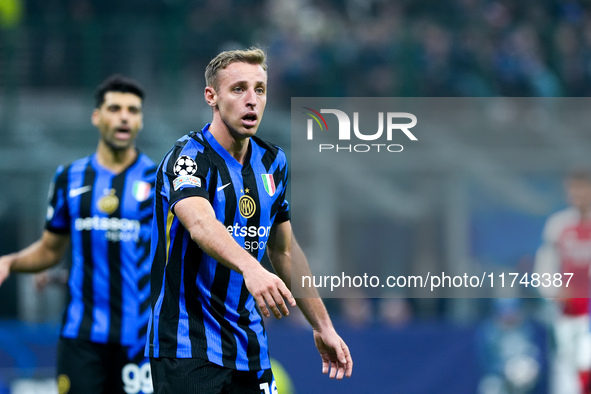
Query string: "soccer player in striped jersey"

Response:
xmin=147 ymin=48 xmax=352 ymax=393
xmin=0 ymin=75 xmax=156 ymax=394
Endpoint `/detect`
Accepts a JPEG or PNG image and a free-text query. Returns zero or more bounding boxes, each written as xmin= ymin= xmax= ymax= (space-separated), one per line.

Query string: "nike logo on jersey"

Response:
xmin=69 ymin=185 xmax=92 ymax=198
xmin=217 ymin=183 xmax=231 ymax=192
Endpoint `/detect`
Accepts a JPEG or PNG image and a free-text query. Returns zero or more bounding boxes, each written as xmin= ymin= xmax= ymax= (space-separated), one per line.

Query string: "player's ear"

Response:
xmin=91 ymin=108 xmax=100 ymax=127
xmin=204 ymin=86 xmax=217 ymax=108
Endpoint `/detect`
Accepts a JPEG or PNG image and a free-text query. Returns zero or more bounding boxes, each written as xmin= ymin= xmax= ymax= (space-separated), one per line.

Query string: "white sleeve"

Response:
xmin=534 ymin=216 xmax=561 ymax=297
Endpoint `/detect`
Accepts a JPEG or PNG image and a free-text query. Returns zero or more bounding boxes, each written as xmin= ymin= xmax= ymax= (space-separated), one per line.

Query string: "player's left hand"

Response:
xmin=313 ymin=328 xmax=353 ymax=379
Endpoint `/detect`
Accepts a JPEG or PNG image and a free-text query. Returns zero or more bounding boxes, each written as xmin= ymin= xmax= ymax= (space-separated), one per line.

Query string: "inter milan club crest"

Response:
xmin=261 ymin=174 xmax=276 ymax=196
xmin=57 ymin=374 xmax=70 ymax=394
xmin=98 ymin=189 xmax=119 ymax=214
xmin=239 ymin=189 xmax=256 ymax=218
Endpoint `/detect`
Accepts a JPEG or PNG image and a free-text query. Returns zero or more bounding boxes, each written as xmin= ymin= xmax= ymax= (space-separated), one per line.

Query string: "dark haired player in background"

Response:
xmin=0 ymin=74 xmax=156 ymax=394
xmin=536 ymin=169 xmax=591 ymax=394
xmin=147 ymin=47 xmax=352 ymax=393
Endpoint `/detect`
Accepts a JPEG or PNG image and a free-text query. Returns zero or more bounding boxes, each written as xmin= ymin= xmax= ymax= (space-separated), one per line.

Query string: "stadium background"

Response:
xmin=1 ymin=0 xmax=591 ymax=392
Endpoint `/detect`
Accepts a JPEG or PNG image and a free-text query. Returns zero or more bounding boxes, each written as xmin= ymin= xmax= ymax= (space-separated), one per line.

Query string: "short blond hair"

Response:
xmin=205 ymin=47 xmax=267 ymax=91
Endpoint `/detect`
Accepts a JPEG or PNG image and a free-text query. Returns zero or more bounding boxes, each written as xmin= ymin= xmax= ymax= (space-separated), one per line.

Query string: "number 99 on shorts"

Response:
xmin=122 ymin=362 xmax=153 ymax=394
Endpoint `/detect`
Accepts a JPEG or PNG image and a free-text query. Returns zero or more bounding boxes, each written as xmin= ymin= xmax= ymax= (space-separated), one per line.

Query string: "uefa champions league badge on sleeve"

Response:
xmin=172 ymin=155 xmax=201 ymax=191
xmin=173 ymin=175 xmax=202 ymax=191
xmin=173 ymin=155 xmax=197 ymax=176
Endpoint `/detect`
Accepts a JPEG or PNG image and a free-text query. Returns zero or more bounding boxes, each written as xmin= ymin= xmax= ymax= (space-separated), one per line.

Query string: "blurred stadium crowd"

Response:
xmin=2 ymin=0 xmax=591 ymax=102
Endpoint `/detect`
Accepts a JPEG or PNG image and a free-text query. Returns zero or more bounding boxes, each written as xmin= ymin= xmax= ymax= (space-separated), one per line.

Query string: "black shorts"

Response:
xmin=56 ymin=337 xmax=152 ymax=394
xmin=150 ymin=357 xmax=276 ymax=394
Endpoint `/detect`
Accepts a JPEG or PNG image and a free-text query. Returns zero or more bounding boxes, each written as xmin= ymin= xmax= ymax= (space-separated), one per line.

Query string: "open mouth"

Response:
xmin=115 ymin=126 xmax=131 ymax=140
xmin=242 ymin=112 xmax=258 ymax=126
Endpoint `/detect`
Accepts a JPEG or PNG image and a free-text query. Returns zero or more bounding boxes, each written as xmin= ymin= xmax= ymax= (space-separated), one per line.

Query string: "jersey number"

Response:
xmin=260 ymin=381 xmax=278 ymax=394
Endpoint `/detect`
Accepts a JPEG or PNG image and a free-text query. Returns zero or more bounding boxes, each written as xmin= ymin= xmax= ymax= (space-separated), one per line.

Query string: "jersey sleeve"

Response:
xmin=45 ymin=165 xmax=70 ymax=234
xmin=138 ymin=163 xmax=157 ymax=244
xmin=163 ymin=141 xmax=213 ymax=213
xmin=534 ymin=212 xmax=562 ymax=297
xmin=275 ymin=150 xmax=290 ymax=223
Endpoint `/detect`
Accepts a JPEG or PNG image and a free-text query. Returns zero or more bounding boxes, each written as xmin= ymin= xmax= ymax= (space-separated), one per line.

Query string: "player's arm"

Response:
xmin=266 ymin=220 xmax=353 ymax=380
xmin=0 ymin=230 xmax=69 ymax=285
xmin=173 ymin=196 xmax=296 ymax=319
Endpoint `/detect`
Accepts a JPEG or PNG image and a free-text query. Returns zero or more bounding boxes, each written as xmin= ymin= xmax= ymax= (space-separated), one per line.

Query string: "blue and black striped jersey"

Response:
xmin=147 ymin=124 xmax=290 ymax=371
xmin=46 ymin=152 xmax=156 ymax=354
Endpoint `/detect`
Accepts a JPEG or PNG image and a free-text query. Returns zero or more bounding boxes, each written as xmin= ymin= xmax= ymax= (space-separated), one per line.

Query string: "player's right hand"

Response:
xmin=0 ymin=255 xmax=14 ymax=286
xmin=242 ymin=265 xmax=296 ymax=319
